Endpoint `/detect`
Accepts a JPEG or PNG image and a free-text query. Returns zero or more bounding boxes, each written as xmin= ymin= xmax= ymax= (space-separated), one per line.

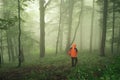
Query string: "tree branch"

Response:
xmin=44 ymin=0 xmax=51 ymax=9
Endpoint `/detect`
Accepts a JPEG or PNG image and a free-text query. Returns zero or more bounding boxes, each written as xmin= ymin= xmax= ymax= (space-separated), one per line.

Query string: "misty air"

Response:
xmin=0 ymin=0 xmax=120 ymax=80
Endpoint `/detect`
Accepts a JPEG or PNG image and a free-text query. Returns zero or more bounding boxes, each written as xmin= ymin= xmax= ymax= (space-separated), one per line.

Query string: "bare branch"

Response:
xmin=44 ymin=0 xmax=51 ymax=9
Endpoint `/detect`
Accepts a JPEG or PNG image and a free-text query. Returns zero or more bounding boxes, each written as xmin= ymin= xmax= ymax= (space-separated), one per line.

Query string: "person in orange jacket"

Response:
xmin=68 ymin=43 xmax=78 ymax=67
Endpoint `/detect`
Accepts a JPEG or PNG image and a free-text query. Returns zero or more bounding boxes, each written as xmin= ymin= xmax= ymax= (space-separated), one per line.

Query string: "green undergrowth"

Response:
xmin=0 ymin=51 xmax=120 ymax=80
xmin=67 ymin=56 xmax=120 ymax=80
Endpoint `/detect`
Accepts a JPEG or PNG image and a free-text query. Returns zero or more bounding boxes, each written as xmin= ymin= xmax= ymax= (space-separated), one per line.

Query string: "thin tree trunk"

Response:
xmin=10 ymin=38 xmax=15 ymax=62
xmin=117 ymin=26 xmax=120 ymax=54
xmin=90 ymin=0 xmax=95 ymax=53
xmin=21 ymin=45 xmax=24 ymax=62
xmin=59 ymin=0 xmax=66 ymax=52
xmin=66 ymin=0 xmax=74 ymax=51
xmin=6 ymin=31 xmax=11 ymax=62
xmin=59 ymin=0 xmax=67 ymax=52
xmin=80 ymin=0 xmax=84 ymax=51
xmin=56 ymin=0 xmax=62 ymax=55
xmin=59 ymin=24 xmax=63 ymax=52
xmin=100 ymin=0 xmax=108 ymax=56
xmin=39 ymin=0 xmax=45 ymax=58
xmin=0 ymin=30 xmax=2 ymax=67
xmin=18 ymin=0 xmax=22 ymax=67
xmin=0 ymin=30 xmax=3 ymax=64
xmin=12 ymin=37 xmax=18 ymax=57
xmin=111 ymin=1 xmax=115 ymax=54
xmin=70 ymin=0 xmax=84 ymax=47
xmin=0 ymin=52 xmax=2 ymax=68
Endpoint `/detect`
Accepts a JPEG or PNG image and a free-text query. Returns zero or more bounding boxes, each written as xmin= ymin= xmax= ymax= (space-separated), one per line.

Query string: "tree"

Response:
xmin=70 ymin=0 xmax=84 ymax=47
xmin=111 ymin=0 xmax=115 ymax=54
xmin=0 ymin=53 xmax=2 ymax=68
xmin=56 ymin=0 xmax=63 ymax=54
xmin=117 ymin=26 xmax=120 ymax=53
xmin=10 ymin=38 xmax=15 ymax=62
xmin=80 ymin=0 xmax=84 ymax=51
xmin=0 ymin=30 xmax=4 ymax=67
xmin=18 ymin=0 xmax=22 ymax=67
xmin=0 ymin=30 xmax=2 ymax=67
xmin=39 ymin=0 xmax=45 ymax=57
xmin=59 ymin=0 xmax=65 ymax=53
xmin=100 ymin=0 xmax=108 ymax=56
xmin=6 ymin=29 xmax=15 ymax=62
xmin=66 ymin=0 xmax=74 ymax=51
xmin=39 ymin=0 xmax=51 ymax=57
xmin=90 ymin=0 xmax=95 ymax=53
xmin=6 ymin=31 xmax=11 ymax=62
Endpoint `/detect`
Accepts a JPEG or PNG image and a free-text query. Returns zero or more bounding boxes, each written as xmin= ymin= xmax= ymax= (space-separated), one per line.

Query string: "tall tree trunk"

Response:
xmin=56 ymin=0 xmax=63 ymax=55
xmin=0 ymin=52 xmax=2 ymax=68
xmin=80 ymin=0 xmax=84 ymax=51
xmin=0 ymin=30 xmax=3 ymax=64
xmin=100 ymin=0 xmax=108 ymax=56
xmin=90 ymin=0 xmax=95 ymax=53
xmin=70 ymin=0 xmax=84 ymax=47
xmin=59 ymin=24 xmax=63 ymax=52
xmin=20 ymin=45 xmax=24 ymax=62
xmin=18 ymin=0 xmax=22 ymax=67
xmin=117 ymin=25 xmax=120 ymax=54
xmin=59 ymin=0 xmax=66 ymax=52
xmin=0 ymin=30 xmax=2 ymax=67
xmin=10 ymin=38 xmax=15 ymax=62
xmin=13 ymin=37 xmax=18 ymax=57
xmin=6 ymin=31 xmax=11 ymax=62
xmin=66 ymin=0 xmax=74 ymax=51
xmin=39 ymin=0 xmax=45 ymax=57
xmin=111 ymin=1 xmax=115 ymax=54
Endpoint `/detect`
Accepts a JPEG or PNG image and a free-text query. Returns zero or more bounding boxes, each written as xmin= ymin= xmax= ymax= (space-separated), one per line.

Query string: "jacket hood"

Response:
xmin=72 ymin=43 xmax=76 ymax=48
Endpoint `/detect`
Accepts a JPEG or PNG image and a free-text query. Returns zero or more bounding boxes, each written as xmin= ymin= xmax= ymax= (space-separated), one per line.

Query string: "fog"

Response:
xmin=22 ymin=0 xmax=101 ymax=52
xmin=0 ymin=0 xmax=120 ymax=79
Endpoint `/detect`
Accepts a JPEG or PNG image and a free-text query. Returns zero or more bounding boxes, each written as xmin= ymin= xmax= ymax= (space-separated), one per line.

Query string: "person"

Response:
xmin=68 ymin=43 xmax=78 ymax=67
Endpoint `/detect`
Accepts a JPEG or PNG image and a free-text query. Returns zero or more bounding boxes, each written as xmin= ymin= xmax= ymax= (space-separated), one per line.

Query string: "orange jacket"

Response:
xmin=68 ymin=44 xmax=78 ymax=57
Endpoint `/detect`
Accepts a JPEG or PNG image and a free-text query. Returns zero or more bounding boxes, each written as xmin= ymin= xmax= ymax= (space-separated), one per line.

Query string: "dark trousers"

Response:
xmin=71 ymin=57 xmax=78 ymax=67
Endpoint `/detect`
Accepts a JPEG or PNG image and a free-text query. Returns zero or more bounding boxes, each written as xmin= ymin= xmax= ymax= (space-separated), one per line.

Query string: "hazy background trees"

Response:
xmin=0 ymin=0 xmax=120 ymax=67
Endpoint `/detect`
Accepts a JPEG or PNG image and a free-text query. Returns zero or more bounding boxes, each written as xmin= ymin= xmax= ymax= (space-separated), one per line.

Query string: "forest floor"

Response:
xmin=0 ymin=51 xmax=120 ymax=80
xmin=0 ymin=64 xmax=71 ymax=80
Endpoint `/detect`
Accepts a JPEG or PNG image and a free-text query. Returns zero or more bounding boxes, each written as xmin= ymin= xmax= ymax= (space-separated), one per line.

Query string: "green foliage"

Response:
xmin=0 ymin=17 xmax=17 ymax=30
xmin=67 ymin=56 xmax=120 ymax=80
xmin=0 ymin=52 xmax=120 ymax=80
xmin=25 ymin=71 xmax=47 ymax=80
xmin=102 ymin=56 xmax=120 ymax=80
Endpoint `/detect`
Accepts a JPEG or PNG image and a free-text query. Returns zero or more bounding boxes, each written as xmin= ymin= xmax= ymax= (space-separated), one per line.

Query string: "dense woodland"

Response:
xmin=0 ymin=0 xmax=120 ymax=80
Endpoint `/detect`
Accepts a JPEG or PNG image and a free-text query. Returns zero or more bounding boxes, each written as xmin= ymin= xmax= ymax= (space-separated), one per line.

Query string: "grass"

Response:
xmin=0 ymin=50 xmax=120 ymax=80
